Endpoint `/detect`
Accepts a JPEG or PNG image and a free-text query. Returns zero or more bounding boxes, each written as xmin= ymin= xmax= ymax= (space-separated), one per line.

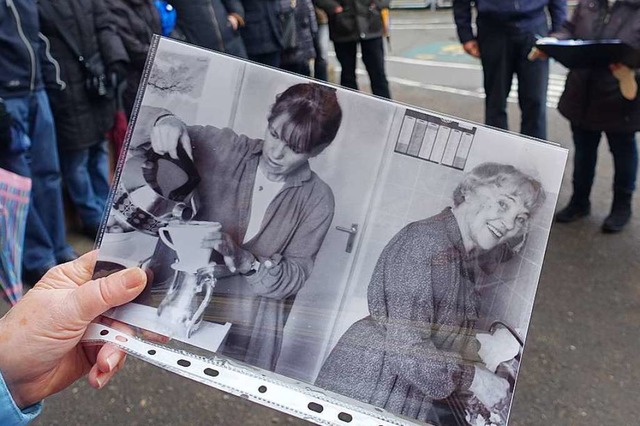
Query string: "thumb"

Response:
xmin=71 ymin=268 xmax=147 ymax=323
xmin=180 ymin=131 xmax=193 ymax=159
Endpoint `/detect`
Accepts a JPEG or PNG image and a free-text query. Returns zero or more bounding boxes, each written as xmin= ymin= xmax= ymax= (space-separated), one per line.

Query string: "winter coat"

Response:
xmin=314 ymin=0 xmax=390 ymax=43
xmin=38 ymin=0 xmax=129 ymax=151
xmin=0 ymin=0 xmax=65 ymax=98
xmin=239 ymin=0 xmax=283 ymax=56
xmin=555 ymin=0 xmax=640 ymax=133
xmin=171 ymin=0 xmax=247 ymax=58
xmin=281 ymin=0 xmax=317 ymax=65
xmin=453 ymin=0 xmax=567 ymax=44
xmin=105 ymin=0 xmax=161 ymax=116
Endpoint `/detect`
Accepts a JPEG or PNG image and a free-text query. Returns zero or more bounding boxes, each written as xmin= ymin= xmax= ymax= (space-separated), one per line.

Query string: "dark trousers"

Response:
xmin=333 ymin=37 xmax=391 ymax=99
xmin=248 ymin=51 xmax=281 ymax=68
xmin=477 ymin=23 xmax=548 ymax=139
xmin=571 ymin=126 xmax=638 ymax=203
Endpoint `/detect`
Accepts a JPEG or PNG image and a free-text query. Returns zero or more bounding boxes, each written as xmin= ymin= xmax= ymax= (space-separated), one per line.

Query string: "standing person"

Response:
xmin=545 ymin=0 xmax=640 ymax=233
xmin=314 ymin=0 xmax=391 ymax=99
xmin=313 ymin=6 xmax=329 ymax=81
xmin=37 ymin=0 xmax=130 ymax=240
xmin=171 ymin=0 xmax=248 ymax=59
xmin=135 ymin=83 xmax=343 ymax=371
xmin=280 ymin=0 xmax=317 ymax=76
xmin=105 ymin=0 xmax=162 ymax=118
xmin=453 ymin=0 xmax=567 ymax=140
xmin=316 ymin=163 xmax=546 ymax=424
xmin=239 ymin=0 xmax=283 ymax=67
xmin=0 ymin=0 xmax=77 ymax=286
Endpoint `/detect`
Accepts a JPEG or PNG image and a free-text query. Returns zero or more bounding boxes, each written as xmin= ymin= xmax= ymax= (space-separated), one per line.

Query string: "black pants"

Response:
xmin=477 ymin=22 xmax=548 ymax=139
xmin=333 ymin=37 xmax=391 ymax=99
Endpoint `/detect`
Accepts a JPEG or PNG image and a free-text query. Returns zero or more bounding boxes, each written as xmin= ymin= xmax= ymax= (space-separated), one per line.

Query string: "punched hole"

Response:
xmin=338 ymin=412 xmax=353 ymax=423
xmin=177 ymin=359 xmax=191 ymax=367
xmin=204 ymin=368 xmax=219 ymax=377
xmin=99 ymin=330 xmax=109 ymax=336
xmin=307 ymin=402 xmax=324 ymax=413
xmin=115 ymin=335 xmax=128 ymax=343
xmin=258 ymin=385 xmax=267 ymax=393
xmin=147 ymin=350 xmax=156 ymax=356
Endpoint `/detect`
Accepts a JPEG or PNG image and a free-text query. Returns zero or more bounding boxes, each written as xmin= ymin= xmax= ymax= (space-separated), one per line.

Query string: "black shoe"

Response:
xmin=23 ymin=263 xmax=55 ymax=288
xmin=602 ymin=192 xmax=632 ymax=233
xmin=555 ymin=202 xmax=590 ymax=223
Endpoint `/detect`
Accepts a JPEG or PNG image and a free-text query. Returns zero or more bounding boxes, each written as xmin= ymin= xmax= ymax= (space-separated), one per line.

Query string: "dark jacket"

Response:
xmin=239 ymin=0 xmax=282 ymax=56
xmin=38 ymin=0 xmax=129 ymax=151
xmin=105 ymin=0 xmax=161 ymax=116
xmin=0 ymin=0 xmax=65 ymax=98
xmin=171 ymin=0 xmax=247 ymax=58
xmin=315 ymin=0 xmax=390 ymax=43
xmin=556 ymin=0 xmax=640 ymax=133
xmin=453 ymin=0 xmax=567 ymax=44
xmin=281 ymin=0 xmax=317 ymax=65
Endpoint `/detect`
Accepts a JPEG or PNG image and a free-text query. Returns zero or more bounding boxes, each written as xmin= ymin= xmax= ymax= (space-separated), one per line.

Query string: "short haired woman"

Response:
xmin=316 ymin=162 xmax=545 ymax=423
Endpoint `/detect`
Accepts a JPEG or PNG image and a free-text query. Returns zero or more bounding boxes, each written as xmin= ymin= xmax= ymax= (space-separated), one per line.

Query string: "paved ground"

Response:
xmin=4 ymin=8 xmax=639 ymax=426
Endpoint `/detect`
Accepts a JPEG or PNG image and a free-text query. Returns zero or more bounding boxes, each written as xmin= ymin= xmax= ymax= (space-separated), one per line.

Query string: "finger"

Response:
xmin=150 ymin=126 xmax=166 ymax=155
xmin=223 ymin=255 xmax=237 ymax=273
xmin=180 ymin=131 xmax=193 ymax=159
xmin=95 ymin=343 xmax=126 ymax=374
xmin=71 ymin=267 xmax=147 ymax=323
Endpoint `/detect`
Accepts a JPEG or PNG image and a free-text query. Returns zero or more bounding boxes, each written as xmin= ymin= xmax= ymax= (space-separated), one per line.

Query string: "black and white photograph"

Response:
xmin=95 ymin=37 xmax=568 ymax=426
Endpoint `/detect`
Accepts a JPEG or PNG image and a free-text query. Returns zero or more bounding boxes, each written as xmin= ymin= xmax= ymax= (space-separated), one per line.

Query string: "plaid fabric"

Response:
xmin=0 ymin=168 xmax=31 ymax=306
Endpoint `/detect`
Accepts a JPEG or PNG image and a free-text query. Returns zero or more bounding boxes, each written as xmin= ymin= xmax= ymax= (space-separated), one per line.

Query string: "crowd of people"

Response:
xmin=0 ymin=0 xmax=639 ymax=424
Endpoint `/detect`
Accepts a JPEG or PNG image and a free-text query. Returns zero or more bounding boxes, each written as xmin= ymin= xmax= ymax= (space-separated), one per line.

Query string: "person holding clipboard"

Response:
xmin=531 ymin=0 xmax=640 ymax=233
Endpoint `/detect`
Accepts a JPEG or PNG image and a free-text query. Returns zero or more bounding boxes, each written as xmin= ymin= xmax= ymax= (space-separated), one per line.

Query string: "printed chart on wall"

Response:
xmin=86 ymin=36 xmax=569 ymax=426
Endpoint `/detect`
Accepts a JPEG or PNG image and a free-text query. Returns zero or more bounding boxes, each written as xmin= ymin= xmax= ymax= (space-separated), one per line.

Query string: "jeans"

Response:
xmin=571 ymin=126 xmax=638 ymax=202
xmin=0 ymin=90 xmax=74 ymax=270
xmin=333 ymin=36 xmax=391 ymax=99
xmin=477 ymin=23 xmax=549 ymax=140
xmin=59 ymin=140 xmax=110 ymax=229
xmin=313 ymin=23 xmax=329 ymax=81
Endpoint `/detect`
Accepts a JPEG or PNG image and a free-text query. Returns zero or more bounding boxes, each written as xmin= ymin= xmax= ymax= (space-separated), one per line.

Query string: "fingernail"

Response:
xmin=95 ymin=374 xmax=106 ymax=389
xmin=120 ymin=268 xmax=146 ymax=289
xmin=106 ymin=353 xmax=119 ymax=372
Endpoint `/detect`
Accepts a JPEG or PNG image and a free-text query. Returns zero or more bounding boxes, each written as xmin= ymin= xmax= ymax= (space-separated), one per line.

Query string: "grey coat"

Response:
xmin=314 ymin=0 xmax=390 ymax=43
xmin=316 ymin=209 xmax=487 ymax=421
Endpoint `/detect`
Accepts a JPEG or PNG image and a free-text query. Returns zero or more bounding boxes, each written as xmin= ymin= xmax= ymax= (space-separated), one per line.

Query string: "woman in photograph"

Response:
xmin=139 ymin=82 xmax=342 ymax=371
xmin=315 ymin=162 xmax=545 ymax=423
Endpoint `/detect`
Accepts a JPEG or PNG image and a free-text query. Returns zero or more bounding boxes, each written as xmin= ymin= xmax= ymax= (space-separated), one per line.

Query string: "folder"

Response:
xmin=536 ymin=38 xmax=640 ymax=69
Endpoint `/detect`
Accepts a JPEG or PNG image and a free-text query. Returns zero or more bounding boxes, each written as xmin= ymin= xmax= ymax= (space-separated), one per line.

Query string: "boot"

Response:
xmin=555 ymin=198 xmax=591 ymax=223
xmin=602 ymin=191 xmax=633 ymax=233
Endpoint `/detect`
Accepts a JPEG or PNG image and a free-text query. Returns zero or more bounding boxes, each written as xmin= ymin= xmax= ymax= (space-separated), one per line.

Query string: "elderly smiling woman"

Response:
xmin=316 ymin=162 xmax=545 ymax=423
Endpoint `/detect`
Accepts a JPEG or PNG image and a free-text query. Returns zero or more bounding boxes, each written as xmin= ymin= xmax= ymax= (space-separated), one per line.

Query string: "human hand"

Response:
xmin=228 ymin=14 xmax=239 ymax=31
xmin=463 ymin=40 xmax=480 ymax=58
xmin=151 ymin=115 xmax=193 ymax=159
xmin=0 ymin=251 xmax=147 ymax=409
xmin=527 ymin=47 xmax=548 ymax=61
xmin=333 ymin=5 xmax=344 ymax=14
xmin=202 ymin=228 xmax=255 ymax=274
xmin=476 ymin=328 xmax=521 ymax=372
xmin=469 ymin=366 xmax=510 ymax=410
xmin=610 ymin=63 xmax=638 ymax=100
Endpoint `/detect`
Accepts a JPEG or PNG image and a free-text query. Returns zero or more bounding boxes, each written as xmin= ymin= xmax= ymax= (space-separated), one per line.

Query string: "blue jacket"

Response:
xmin=0 ymin=0 xmax=65 ymax=98
xmin=453 ymin=0 xmax=567 ymax=44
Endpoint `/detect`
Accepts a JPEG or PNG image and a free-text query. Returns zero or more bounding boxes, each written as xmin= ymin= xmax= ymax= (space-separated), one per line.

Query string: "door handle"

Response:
xmin=335 ymin=223 xmax=358 ymax=253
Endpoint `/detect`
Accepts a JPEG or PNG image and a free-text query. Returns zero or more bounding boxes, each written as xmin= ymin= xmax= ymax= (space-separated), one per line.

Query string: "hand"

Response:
xmin=228 ymin=14 xmax=239 ymax=31
xmin=0 ymin=251 xmax=147 ymax=409
xmin=469 ymin=366 xmax=510 ymax=410
xmin=610 ymin=63 xmax=638 ymax=100
xmin=476 ymin=328 xmax=521 ymax=372
xmin=202 ymin=228 xmax=255 ymax=274
xmin=527 ymin=47 xmax=548 ymax=61
xmin=150 ymin=115 xmax=193 ymax=159
xmin=333 ymin=5 xmax=343 ymax=14
xmin=107 ymin=61 xmax=127 ymax=85
xmin=463 ymin=40 xmax=480 ymax=58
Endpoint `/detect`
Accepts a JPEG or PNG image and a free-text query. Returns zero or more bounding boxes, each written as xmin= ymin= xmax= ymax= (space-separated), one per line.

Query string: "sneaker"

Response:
xmin=555 ymin=203 xmax=590 ymax=223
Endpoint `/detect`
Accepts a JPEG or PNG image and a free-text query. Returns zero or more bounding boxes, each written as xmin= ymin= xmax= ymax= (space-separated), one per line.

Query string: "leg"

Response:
xmin=477 ymin=24 xmax=513 ymax=131
xmin=515 ymin=27 xmax=548 ymax=140
xmin=248 ymin=51 xmax=281 ymax=68
xmin=333 ymin=41 xmax=358 ymax=90
xmin=88 ymin=140 xmax=111 ymax=212
xmin=313 ymin=23 xmax=329 ymax=81
xmin=555 ymin=125 xmax=601 ymax=223
xmin=602 ymin=131 xmax=638 ymax=232
xmin=59 ymin=147 xmax=104 ymax=234
xmin=360 ymin=37 xmax=391 ymax=99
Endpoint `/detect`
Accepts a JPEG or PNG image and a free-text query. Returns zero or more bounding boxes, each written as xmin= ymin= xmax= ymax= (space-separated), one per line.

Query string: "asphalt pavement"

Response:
xmin=6 ymin=8 xmax=639 ymax=426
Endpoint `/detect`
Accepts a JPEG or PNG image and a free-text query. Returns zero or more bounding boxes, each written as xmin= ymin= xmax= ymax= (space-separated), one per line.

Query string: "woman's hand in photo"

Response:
xmin=469 ymin=365 xmax=510 ymax=410
xmin=203 ymin=230 xmax=255 ymax=274
xmin=610 ymin=63 xmax=638 ymax=100
xmin=151 ymin=115 xmax=193 ymax=159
